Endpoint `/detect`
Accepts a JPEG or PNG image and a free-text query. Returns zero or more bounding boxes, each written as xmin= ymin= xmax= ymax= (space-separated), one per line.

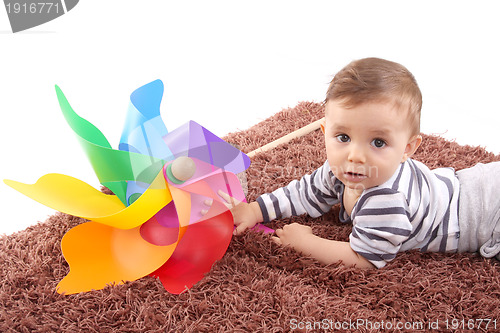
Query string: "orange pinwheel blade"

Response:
xmin=57 ymin=221 xmax=177 ymax=294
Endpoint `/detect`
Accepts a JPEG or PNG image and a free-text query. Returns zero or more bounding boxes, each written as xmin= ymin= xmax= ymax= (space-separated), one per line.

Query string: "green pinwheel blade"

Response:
xmin=55 ymin=85 xmax=164 ymax=205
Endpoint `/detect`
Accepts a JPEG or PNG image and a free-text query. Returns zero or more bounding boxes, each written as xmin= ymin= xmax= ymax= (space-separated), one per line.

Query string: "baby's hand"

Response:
xmin=207 ymin=191 xmax=263 ymax=235
xmin=272 ymin=223 xmax=313 ymax=248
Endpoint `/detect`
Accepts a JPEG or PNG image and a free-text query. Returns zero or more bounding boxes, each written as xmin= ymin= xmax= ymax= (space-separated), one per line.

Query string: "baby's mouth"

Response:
xmin=344 ymin=171 xmax=367 ymax=182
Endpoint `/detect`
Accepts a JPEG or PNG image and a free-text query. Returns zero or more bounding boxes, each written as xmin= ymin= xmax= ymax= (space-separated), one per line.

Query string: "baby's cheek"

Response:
xmin=373 ymin=161 xmax=399 ymax=183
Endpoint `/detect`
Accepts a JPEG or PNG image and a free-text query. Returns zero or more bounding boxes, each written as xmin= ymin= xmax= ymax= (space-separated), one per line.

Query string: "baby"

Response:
xmin=220 ymin=57 xmax=500 ymax=269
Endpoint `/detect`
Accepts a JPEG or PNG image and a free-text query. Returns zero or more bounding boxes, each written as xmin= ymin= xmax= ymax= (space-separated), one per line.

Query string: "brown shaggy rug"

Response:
xmin=1 ymin=101 xmax=500 ymax=332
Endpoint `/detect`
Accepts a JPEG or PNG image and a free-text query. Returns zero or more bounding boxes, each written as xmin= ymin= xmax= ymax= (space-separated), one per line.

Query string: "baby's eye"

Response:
xmin=371 ymin=138 xmax=386 ymax=148
xmin=336 ymin=134 xmax=350 ymax=143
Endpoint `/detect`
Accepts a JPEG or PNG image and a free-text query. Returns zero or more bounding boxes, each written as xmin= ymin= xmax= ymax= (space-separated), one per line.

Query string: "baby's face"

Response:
xmin=324 ymin=100 xmax=419 ymax=194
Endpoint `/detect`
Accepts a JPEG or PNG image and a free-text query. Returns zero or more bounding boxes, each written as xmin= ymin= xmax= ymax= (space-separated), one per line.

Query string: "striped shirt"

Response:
xmin=256 ymin=159 xmax=461 ymax=268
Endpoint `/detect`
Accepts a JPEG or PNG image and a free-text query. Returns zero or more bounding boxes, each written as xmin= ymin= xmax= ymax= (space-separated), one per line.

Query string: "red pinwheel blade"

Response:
xmin=150 ymin=210 xmax=233 ymax=294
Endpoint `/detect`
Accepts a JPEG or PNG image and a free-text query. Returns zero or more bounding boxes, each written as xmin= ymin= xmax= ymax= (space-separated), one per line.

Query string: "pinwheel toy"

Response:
xmin=4 ymin=80 xmax=254 ymax=294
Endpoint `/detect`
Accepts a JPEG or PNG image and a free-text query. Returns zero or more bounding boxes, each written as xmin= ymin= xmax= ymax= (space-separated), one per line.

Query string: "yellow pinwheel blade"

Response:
xmin=57 ymin=221 xmax=177 ymax=294
xmin=3 ymin=170 xmax=171 ymax=229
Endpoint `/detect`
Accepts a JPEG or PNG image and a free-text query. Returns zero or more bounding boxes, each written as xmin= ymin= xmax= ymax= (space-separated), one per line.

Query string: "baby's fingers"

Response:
xmin=271 ymin=236 xmax=282 ymax=245
xmin=217 ymin=190 xmax=239 ymax=208
xmin=233 ymin=222 xmax=251 ymax=235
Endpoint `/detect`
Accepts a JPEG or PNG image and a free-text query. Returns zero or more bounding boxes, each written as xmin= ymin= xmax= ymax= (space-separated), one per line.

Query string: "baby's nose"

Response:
xmin=348 ymin=144 xmax=366 ymax=163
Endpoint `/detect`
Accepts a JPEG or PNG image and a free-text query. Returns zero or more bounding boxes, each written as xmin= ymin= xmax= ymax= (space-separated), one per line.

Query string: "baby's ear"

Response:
xmin=402 ymin=135 xmax=422 ymax=162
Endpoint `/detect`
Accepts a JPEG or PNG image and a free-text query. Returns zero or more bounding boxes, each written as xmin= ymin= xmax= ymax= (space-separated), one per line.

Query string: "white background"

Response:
xmin=1 ymin=1 xmax=499 ymax=235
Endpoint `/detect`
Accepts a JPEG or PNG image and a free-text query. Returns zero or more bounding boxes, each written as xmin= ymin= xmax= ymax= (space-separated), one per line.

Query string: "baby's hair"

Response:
xmin=326 ymin=58 xmax=422 ymax=135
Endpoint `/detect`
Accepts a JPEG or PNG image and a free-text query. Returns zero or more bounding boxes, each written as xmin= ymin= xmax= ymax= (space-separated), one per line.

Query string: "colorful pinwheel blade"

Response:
xmin=163 ymin=120 xmax=251 ymax=175
xmin=119 ymin=79 xmax=173 ymax=159
xmin=57 ymin=221 xmax=177 ymax=295
xmin=118 ymin=79 xmax=176 ymax=205
xmin=150 ymin=210 xmax=234 ymax=294
xmin=139 ymin=202 xmax=180 ymax=246
xmin=142 ymin=162 xmax=242 ymax=293
xmin=4 ymin=170 xmax=172 ymax=230
xmin=55 ymin=85 xmax=166 ymax=205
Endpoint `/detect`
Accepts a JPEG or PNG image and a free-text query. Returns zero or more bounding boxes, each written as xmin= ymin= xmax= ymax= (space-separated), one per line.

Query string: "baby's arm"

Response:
xmin=273 ymin=223 xmax=375 ymax=268
xmin=217 ymin=191 xmax=374 ymax=268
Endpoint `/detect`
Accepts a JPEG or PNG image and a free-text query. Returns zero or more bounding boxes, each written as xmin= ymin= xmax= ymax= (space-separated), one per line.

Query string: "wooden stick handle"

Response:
xmin=247 ymin=117 xmax=324 ymax=158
